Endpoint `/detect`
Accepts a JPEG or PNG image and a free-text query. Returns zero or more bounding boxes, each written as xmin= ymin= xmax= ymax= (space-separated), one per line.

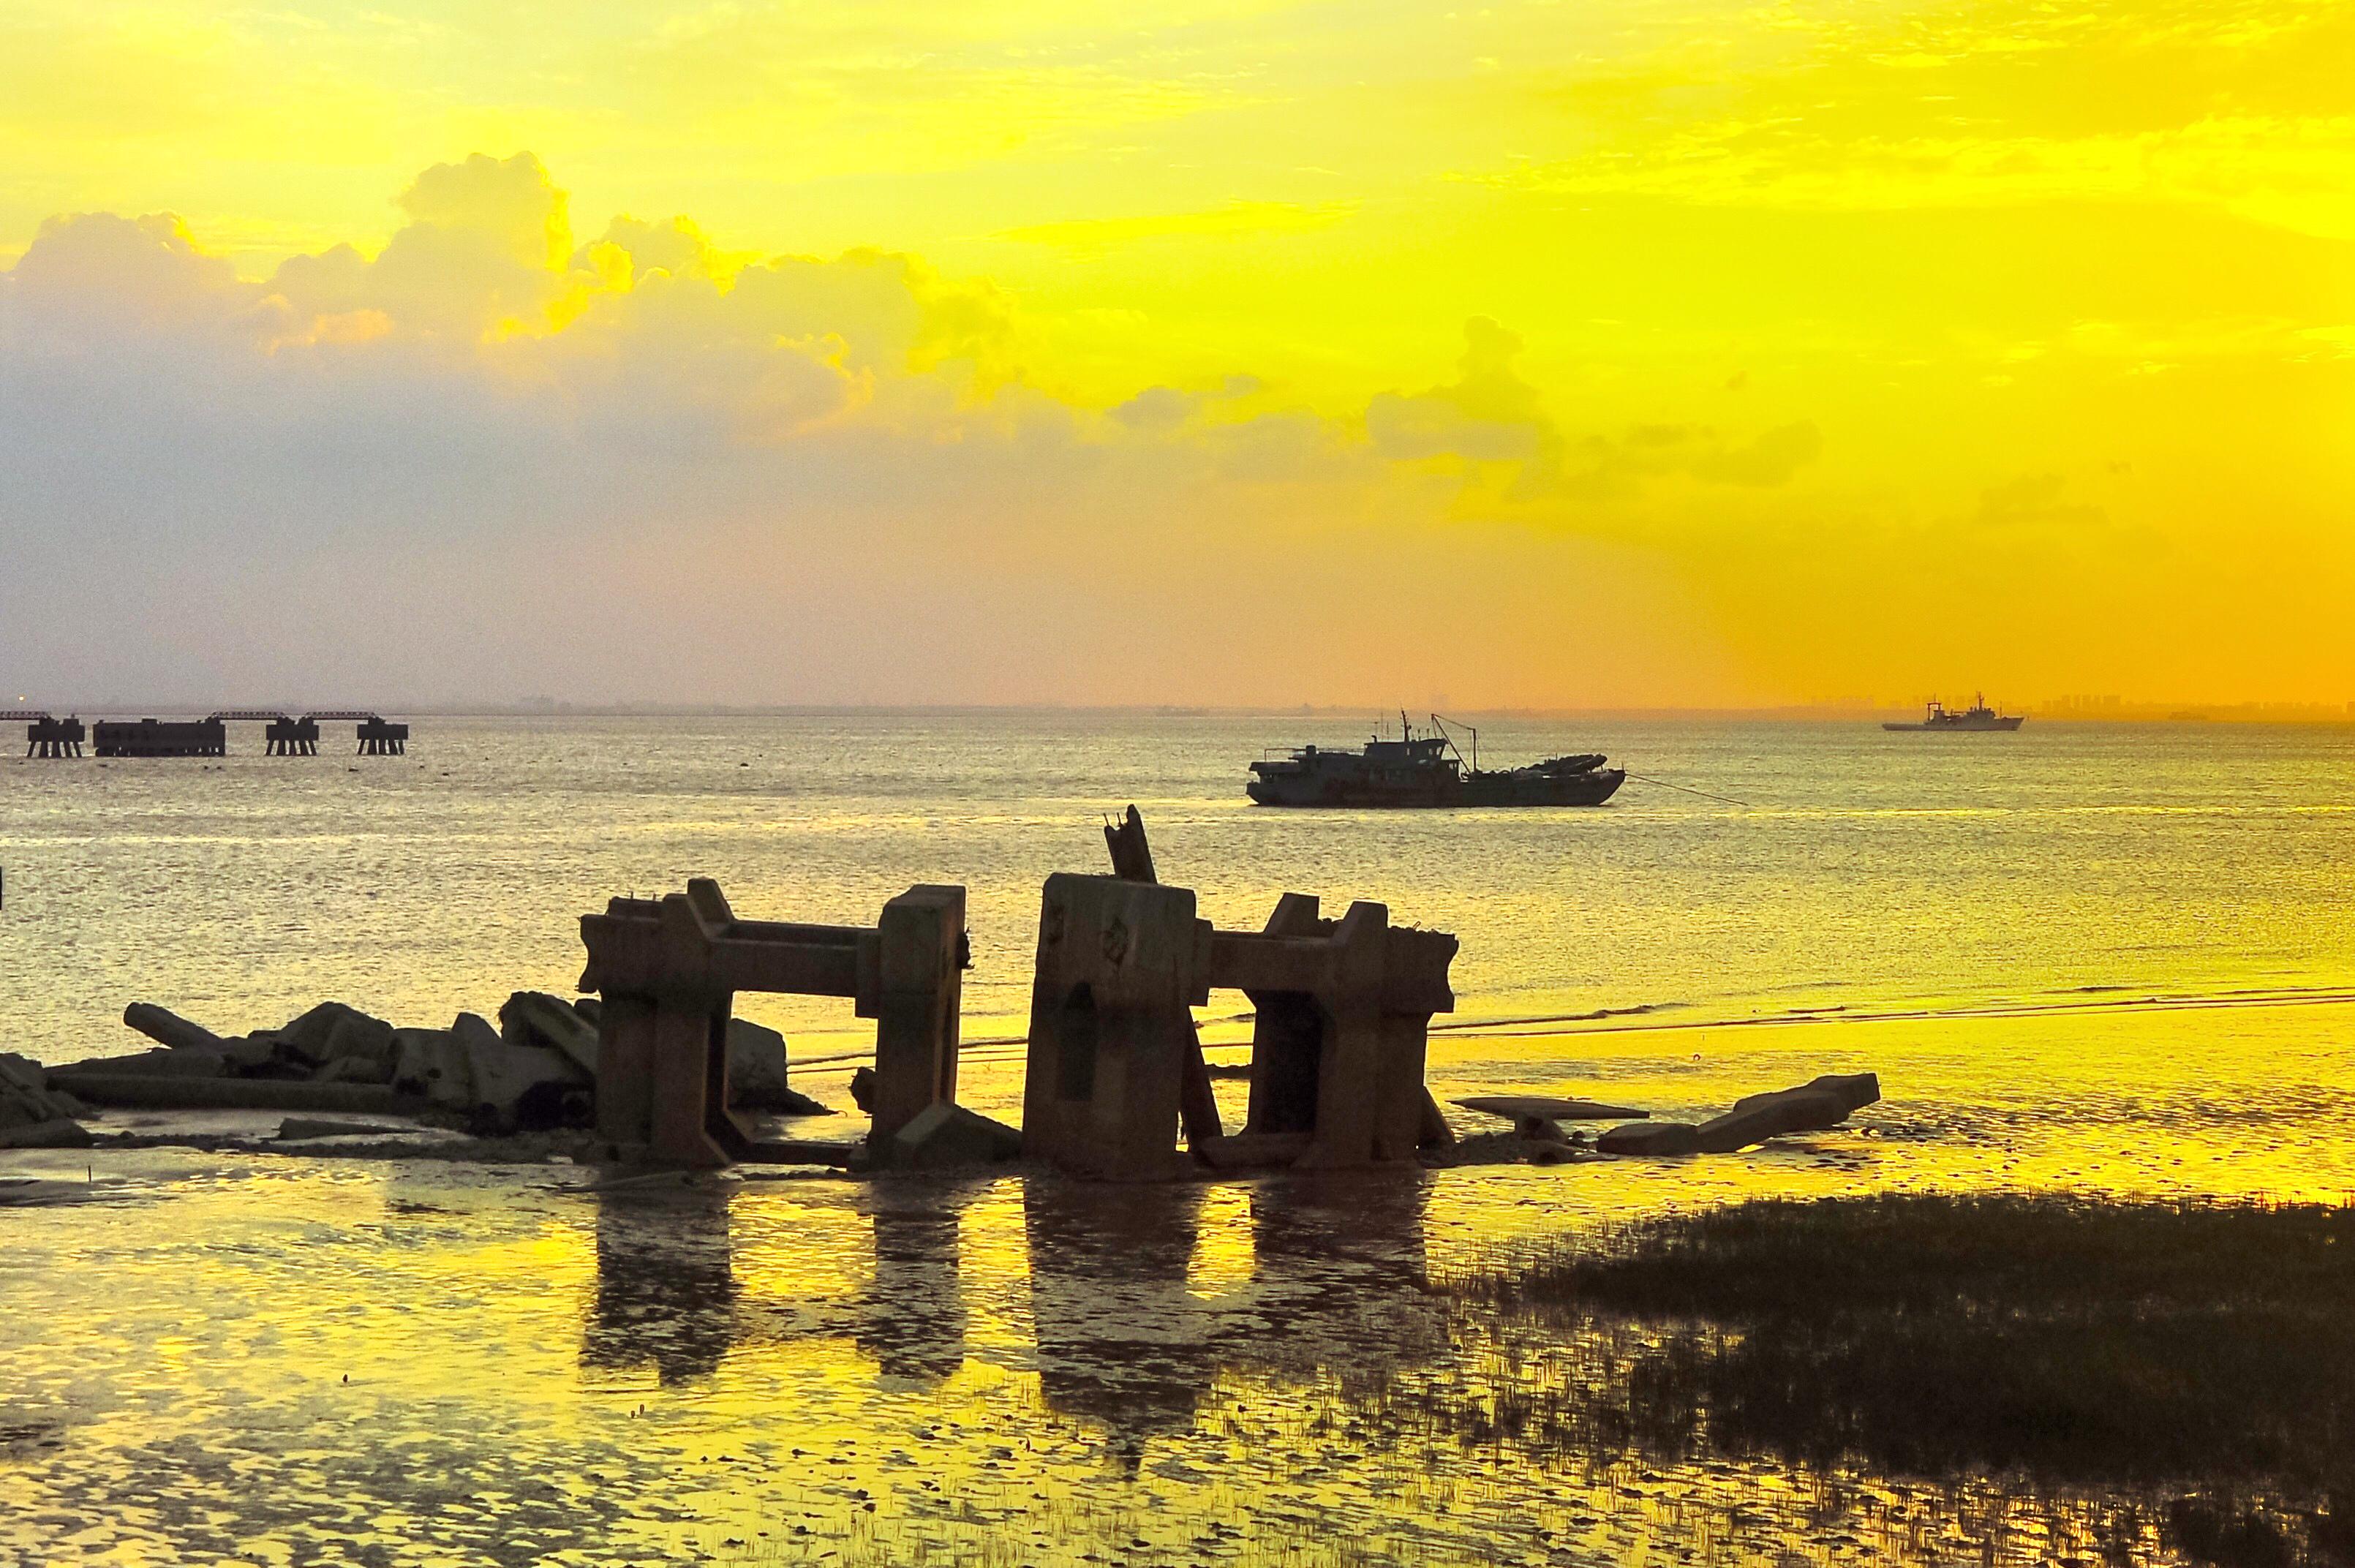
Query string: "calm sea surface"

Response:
xmin=7 ymin=714 xmax=2355 ymax=1565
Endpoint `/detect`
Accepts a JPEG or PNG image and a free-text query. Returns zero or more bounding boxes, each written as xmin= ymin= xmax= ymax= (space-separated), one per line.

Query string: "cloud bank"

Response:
xmin=0 ymin=154 xmax=1794 ymax=708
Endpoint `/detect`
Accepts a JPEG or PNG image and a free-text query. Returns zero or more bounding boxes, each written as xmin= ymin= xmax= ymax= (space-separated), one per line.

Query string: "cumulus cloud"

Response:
xmin=0 ymin=154 xmax=1822 ymax=705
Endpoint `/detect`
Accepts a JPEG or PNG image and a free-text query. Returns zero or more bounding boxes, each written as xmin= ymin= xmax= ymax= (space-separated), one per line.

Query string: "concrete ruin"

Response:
xmin=1020 ymin=872 xmax=1458 ymax=1181
xmin=577 ymin=878 xmax=973 ymax=1169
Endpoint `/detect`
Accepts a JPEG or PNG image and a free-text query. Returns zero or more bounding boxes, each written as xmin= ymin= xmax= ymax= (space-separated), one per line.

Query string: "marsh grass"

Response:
xmin=1380 ymin=1193 xmax=2355 ymax=1567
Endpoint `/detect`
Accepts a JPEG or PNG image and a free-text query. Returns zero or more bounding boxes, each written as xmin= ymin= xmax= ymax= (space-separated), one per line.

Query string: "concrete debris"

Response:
xmin=1454 ymin=1095 xmax=1647 ymax=1139
xmin=454 ymin=1011 xmax=589 ymax=1135
xmin=886 ymin=1101 xmax=1022 ymax=1170
xmin=0 ymin=1118 xmax=95 ymax=1153
xmin=315 ymin=1054 xmax=392 ymax=1086
xmin=1433 ymin=1129 xmax=1608 ymax=1167
xmin=122 ymin=1003 xmax=229 ymax=1056
xmin=1595 ymin=1121 xmax=1705 ymax=1158
xmin=1695 ymin=1071 xmax=1880 ymax=1153
xmin=1595 ymin=1072 xmax=1882 ymax=1158
xmin=68 ymin=1044 xmax=230 ymax=1079
xmin=274 ymin=1117 xmax=415 ymax=1141
xmin=389 ymin=1027 xmax=476 ymax=1109
xmin=272 ymin=1002 xmax=396 ymax=1072
xmin=52 ymin=1074 xmax=429 ymax=1115
xmin=725 ymin=1019 xmax=829 ymax=1116
xmin=500 ymin=991 xmax=600 ymax=1077
xmin=1 ymin=1053 xmax=91 ymax=1145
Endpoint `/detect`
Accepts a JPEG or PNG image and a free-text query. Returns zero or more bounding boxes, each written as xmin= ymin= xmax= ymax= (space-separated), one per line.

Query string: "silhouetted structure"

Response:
xmin=1249 ymin=712 xmax=1624 ymax=807
xmin=353 ymin=717 xmax=408 ymax=755
xmin=266 ymin=717 xmax=320 ymax=755
xmin=93 ymin=718 xmax=226 ymax=758
xmin=35 ymin=710 xmax=411 ymax=758
xmin=1022 ymin=872 xmax=1458 ymax=1180
xmin=23 ymin=713 xmax=83 ymax=758
xmin=578 ymin=878 xmax=965 ymax=1168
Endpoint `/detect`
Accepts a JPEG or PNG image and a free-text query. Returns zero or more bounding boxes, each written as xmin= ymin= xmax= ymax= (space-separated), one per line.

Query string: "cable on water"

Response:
xmin=1622 ymin=772 xmax=1750 ymax=808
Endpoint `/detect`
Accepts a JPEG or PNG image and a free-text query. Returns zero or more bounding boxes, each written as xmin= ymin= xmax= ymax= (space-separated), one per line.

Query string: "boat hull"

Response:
xmin=1247 ymin=768 xmax=1626 ymax=808
xmin=1881 ymin=717 xmax=2025 ymax=732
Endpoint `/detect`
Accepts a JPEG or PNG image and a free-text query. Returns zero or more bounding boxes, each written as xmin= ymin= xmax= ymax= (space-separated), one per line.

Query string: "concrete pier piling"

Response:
xmin=353 ymin=717 xmax=408 ymax=755
xmin=19 ymin=709 xmax=410 ymax=758
xmin=23 ymin=713 xmax=85 ymax=758
xmin=264 ymin=717 xmax=320 ymax=755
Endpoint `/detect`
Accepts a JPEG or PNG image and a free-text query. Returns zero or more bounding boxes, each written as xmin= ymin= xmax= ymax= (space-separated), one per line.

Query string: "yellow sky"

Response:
xmin=1 ymin=0 xmax=2350 ymax=706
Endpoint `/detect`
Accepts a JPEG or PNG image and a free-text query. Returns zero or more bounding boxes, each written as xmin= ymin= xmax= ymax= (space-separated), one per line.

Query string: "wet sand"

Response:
xmin=9 ymin=1001 xmax=2353 ymax=1567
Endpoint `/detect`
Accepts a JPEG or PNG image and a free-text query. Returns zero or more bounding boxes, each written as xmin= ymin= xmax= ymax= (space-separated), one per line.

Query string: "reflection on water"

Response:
xmin=583 ymin=1187 xmax=740 ymax=1387
xmin=2 ymin=1149 xmax=2351 ymax=1566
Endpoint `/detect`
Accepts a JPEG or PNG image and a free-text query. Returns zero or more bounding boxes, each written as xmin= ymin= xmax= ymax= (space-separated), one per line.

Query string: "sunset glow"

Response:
xmin=3 ymin=0 xmax=2350 ymax=708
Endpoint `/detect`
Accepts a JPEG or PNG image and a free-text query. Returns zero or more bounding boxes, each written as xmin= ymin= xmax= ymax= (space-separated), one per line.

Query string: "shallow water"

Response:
xmin=7 ymin=714 xmax=2355 ymax=1563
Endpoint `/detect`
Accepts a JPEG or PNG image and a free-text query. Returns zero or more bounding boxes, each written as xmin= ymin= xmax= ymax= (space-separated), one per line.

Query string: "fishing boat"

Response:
xmin=1246 ymin=713 xmax=1624 ymax=808
xmin=1883 ymin=694 xmax=2024 ymax=733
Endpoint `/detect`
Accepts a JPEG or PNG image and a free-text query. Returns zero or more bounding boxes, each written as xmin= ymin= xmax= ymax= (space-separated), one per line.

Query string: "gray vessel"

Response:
xmin=1883 ymin=693 xmax=2024 ymax=733
xmin=1247 ymin=713 xmax=1624 ymax=808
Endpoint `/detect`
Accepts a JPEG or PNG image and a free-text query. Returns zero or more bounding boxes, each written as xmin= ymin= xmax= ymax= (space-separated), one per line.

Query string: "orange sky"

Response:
xmin=1 ymin=0 xmax=2350 ymax=707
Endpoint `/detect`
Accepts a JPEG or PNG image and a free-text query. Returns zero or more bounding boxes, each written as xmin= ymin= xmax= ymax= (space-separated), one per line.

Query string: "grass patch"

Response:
xmin=1387 ymin=1193 xmax=2355 ymax=1567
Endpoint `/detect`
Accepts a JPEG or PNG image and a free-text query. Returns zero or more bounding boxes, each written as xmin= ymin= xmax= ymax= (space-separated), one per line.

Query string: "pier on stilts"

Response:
xmin=17 ymin=709 xmax=413 ymax=758
xmin=20 ymin=713 xmax=86 ymax=758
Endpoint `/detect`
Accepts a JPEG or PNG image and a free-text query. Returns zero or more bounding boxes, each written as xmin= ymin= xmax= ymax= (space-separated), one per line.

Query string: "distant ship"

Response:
xmin=1883 ymin=694 xmax=2024 ymax=733
xmin=1248 ymin=713 xmax=1624 ymax=807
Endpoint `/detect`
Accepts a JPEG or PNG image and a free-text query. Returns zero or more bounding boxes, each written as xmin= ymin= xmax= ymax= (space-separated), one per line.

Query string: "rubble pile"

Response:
xmin=48 ymin=991 xmax=829 ymax=1137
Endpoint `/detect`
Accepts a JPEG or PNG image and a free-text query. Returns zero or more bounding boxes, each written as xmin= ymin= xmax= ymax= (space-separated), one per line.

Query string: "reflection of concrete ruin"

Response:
xmin=580 ymin=1187 xmax=740 ymax=1387
xmin=1021 ymin=875 xmax=1458 ymax=1180
xmin=580 ymin=1184 xmax=971 ymax=1389
xmin=579 ymin=878 xmax=964 ymax=1168
xmin=1023 ymin=1175 xmax=1444 ymax=1471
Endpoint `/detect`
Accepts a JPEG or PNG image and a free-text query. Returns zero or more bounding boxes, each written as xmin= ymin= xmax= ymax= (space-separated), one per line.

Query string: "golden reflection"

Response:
xmin=581 ymin=1186 xmax=739 ymax=1387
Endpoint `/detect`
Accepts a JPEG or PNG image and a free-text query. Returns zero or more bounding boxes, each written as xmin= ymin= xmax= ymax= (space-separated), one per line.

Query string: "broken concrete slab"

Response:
xmin=456 ymin=1011 xmax=588 ymax=1134
xmin=0 ymin=1117 xmax=94 ymax=1150
xmin=723 ymin=1019 xmax=828 ymax=1115
xmin=388 ymin=1028 xmax=474 ymax=1110
xmin=500 ymin=991 xmax=600 ymax=1077
xmin=45 ymin=1072 xmax=431 ymax=1115
xmin=315 ymin=1054 xmax=393 ymax=1086
xmin=274 ymin=1117 xmax=415 ymax=1141
xmin=1696 ymin=1072 xmax=1880 ymax=1153
xmin=886 ymin=1101 xmax=1022 ymax=1171
xmin=56 ymin=1045 xmax=227 ymax=1079
xmin=222 ymin=1035 xmax=280 ymax=1074
xmin=1727 ymin=1071 xmax=1881 ymax=1120
xmin=274 ymin=1002 xmax=396 ymax=1071
xmin=1596 ymin=1120 xmax=1703 ymax=1157
xmin=1 ymin=1054 xmax=88 ymax=1128
xmin=123 ymin=1003 xmax=229 ymax=1056
xmin=1454 ymin=1095 xmax=1648 ymax=1137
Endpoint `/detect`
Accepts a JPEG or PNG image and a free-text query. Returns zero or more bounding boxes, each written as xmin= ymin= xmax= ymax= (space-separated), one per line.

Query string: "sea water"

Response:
xmin=5 ymin=715 xmax=2355 ymax=1564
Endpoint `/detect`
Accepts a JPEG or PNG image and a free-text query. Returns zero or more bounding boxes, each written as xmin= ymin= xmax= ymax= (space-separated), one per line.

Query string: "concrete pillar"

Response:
xmin=869 ymin=884 xmax=965 ymax=1147
xmin=1020 ymin=874 xmax=1207 ymax=1181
